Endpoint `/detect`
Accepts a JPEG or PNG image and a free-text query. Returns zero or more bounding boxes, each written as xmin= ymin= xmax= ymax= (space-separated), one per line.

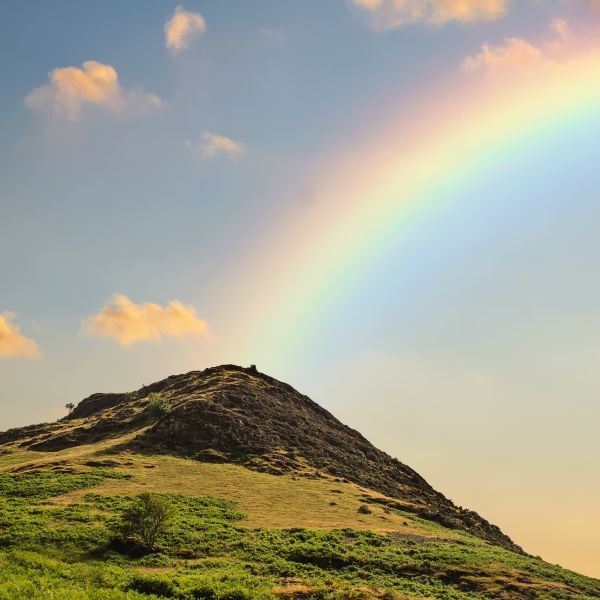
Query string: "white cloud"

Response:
xmin=350 ymin=0 xmax=508 ymax=29
xmin=165 ymin=6 xmax=206 ymax=54
xmin=0 ymin=312 xmax=42 ymax=359
xmin=461 ymin=19 xmax=575 ymax=74
xmin=461 ymin=37 xmax=543 ymax=72
xmin=85 ymin=294 xmax=209 ymax=347
xmin=186 ymin=132 xmax=246 ymax=159
xmin=25 ymin=60 xmax=164 ymax=121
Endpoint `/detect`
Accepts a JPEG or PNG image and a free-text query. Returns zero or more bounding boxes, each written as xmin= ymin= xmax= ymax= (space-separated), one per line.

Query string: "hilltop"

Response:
xmin=1 ymin=365 xmax=516 ymax=551
xmin=0 ymin=365 xmax=598 ymax=599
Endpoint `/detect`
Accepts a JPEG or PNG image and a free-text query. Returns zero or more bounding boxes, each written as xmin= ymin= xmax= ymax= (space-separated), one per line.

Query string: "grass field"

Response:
xmin=0 ymin=441 xmax=599 ymax=599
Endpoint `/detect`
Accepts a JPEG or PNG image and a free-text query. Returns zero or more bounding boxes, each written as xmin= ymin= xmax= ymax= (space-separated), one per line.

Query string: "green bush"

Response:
xmin=220 ymin=590 xmax=255 ymax=600
xmin=119 ymin=493 xmax=173 ymax=552
xmin=189 ymin=585 xmax=218 ymax=599
xmin=146 ymin=392 xmax=172 ymax=417
xmin=127 ymin=574 xmax=177 ymax=597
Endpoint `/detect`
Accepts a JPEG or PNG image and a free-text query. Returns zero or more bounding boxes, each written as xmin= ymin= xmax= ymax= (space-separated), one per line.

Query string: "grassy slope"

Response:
xmin=0 ymin=440 xmax=599 ymax=600
xmin=0 ymin=366 xmax=522 ymax=554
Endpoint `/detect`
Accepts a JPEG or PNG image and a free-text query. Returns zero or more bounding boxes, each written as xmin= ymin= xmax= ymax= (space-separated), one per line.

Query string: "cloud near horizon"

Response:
xmin=460 ymin=18 xmax=573 ymax=73
xmin=0 ymin=313 xmax=42 ymax=359
xmin=85 ymin=295 xmax=209 ymax=346
xmin=165 ymin=6 xmax=206 ymax=54
xmin=350 ymin=0 xmax=508 ymax=29
xmin=25 ymin=60 xmax=164 ymax=121
xmin=186 ymin=132 xmax=246 ymax=158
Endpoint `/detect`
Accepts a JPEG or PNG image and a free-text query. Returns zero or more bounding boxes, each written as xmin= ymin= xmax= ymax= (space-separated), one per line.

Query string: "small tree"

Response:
xmin=120 ymin=493 xmax=173 ymax=551
xmin=65 ymin=402 xmax=75 ymax=414
xmin=146 ymin=393 xmax=172 ymax=417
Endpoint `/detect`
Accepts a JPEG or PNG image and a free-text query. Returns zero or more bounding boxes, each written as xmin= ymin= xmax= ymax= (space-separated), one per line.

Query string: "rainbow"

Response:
xmin=227 ymin=43 xmax=600 ymax=357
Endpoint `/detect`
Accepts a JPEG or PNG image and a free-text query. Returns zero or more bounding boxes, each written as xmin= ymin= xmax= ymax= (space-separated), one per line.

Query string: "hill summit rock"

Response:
xmin=0 ymin=364 xmax=521 ymax=553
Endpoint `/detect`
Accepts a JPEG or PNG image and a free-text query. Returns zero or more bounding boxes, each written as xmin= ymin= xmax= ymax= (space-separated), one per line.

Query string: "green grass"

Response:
xmin=1 ymin=471 xmax=599 ymax=599
xmin=0 ymin=469 xmax=130 ymax=499
xmin=0 ymin=448 xmax=450 ymax=538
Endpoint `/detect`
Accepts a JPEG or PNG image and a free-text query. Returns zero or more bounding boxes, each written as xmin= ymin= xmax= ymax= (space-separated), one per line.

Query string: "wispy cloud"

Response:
xmin=85 ymin=294 xmax=209 ymax=347
xmin=549 ymin=18 xmax=572 ymax=42
xmin=0 ymin=312 xmax=42 ymax=359
xmin=461 ymin=37 xmax=543 ymax=72
xmin=186 ymin=132 xmax=246 ymax=158
xmin=259 ymin=28 xmax=286 ymax=44
xmin=350 ymin=0 xmax=508 ymax=29
xmin=165 ymin=6 xmax=206 ymax=54
xmin=25 ymin=60 xmax=164 ymax=121
xmin=461 ymin=18 xmax=573 ymax=74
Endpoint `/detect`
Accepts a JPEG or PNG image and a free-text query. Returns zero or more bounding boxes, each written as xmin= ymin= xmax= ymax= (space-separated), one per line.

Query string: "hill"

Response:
xmin=0 ymin=364 xmax=598 ymax=599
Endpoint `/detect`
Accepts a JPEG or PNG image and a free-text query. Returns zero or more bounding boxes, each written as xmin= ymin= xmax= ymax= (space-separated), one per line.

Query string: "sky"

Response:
xmin=1 ymin=0 xmax=600 ymax=578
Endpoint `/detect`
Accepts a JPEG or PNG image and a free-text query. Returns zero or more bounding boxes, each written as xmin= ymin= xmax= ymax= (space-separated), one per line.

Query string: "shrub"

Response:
xmin=357 ymin=504 xmax=372 ymax=515
xmin=119 ymin=493 xmax=173 ymax=551
xmin=190 ymin=585 xmax=218 ymax=599
xmin=221 ymin=590 xmax=255 ymax=600
xmin=146 ymin=392 xmax=172 ymax=417
xmin=127 ymin=574 xmax=177 ymax=597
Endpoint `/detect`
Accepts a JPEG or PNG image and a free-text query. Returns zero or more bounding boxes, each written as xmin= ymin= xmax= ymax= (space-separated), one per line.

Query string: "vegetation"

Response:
xmin=146 ymin=393 xmax=172 ymax=418
xmin=120 ymin=493 xmax=173 ymax=551
xmin=0 ymin=366 xmax=598 ymax=598
xmin=0 ymin=468 xmax=598 ymax=599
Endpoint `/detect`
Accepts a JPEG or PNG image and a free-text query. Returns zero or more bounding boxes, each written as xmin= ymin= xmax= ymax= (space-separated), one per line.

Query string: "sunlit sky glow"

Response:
xmin=1 ymin=0 xmax=600 ymax=578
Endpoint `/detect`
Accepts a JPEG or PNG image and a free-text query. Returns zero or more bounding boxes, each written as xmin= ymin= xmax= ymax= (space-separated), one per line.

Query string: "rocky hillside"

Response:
xmin=0 ymin=364 xmax=520 ymax=553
